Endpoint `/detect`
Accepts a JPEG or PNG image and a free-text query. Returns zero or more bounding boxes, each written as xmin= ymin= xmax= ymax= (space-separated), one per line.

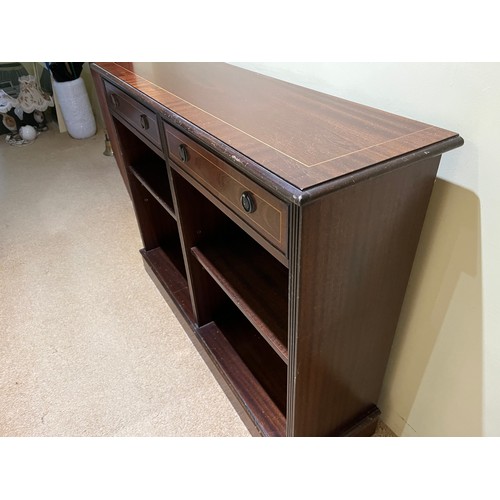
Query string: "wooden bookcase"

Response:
xmin=91 ymin=62 xmax=463 ymax=436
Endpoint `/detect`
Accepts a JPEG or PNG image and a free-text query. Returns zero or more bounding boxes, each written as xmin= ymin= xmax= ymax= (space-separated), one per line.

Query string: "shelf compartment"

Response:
xmin=197 ymin=304 xmax=287 ymax=437
xmin=191 ymin=237 xmax=289 ymax=363
xmin=129 ymin=177 xmax=186 ymax=279
xmin=128 ymin=150 xmax=175 ymax=219
xmin=141 ymin=246 xmax=194 ymax=324
xmin=152 ymin=230 xmax=187 ymax=283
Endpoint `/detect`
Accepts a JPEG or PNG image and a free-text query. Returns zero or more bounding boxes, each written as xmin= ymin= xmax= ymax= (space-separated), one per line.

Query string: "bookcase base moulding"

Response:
xmin=91 ymin=62 xmax=463 ymax=437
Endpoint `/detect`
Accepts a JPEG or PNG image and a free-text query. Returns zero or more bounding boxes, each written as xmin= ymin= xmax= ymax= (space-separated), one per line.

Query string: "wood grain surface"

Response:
xmin=92 ymin=62 xmax=462 ymax=191
xmin=91 ymin=63 xmax=464 ymax=437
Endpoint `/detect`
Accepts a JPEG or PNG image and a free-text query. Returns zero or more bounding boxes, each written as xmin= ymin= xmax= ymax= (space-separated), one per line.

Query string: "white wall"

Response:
xmin=232 ymin=63 xmax=499 ymax=436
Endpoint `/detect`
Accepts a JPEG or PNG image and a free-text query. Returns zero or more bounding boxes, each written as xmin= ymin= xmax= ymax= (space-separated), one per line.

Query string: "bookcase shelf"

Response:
xmin=129 ymin=161 xmax=175 ymax=219
xmin=198 ymin=303 xmax=287 ymax=437
xmin=92 ymin=62 xmax=463 ymax=437
xmin=191 ymin=241 xmax=288 ymax=363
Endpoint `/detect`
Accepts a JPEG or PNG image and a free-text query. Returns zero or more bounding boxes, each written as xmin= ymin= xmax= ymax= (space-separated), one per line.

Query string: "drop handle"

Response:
xmin=140 ymin=114 xmax=149 ymax=130
xmin=110 ymin=93 xmax=119 ymax=108
xmin=241 ymin=191 xmax=256 ymax=213
xmin=179 ymin=144 xmax=189 ymax=162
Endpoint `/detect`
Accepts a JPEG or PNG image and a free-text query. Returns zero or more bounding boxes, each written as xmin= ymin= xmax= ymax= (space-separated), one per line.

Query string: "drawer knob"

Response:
xmin=179 ymin=144 xmax=189 ymax=162
xmin=110 ymin=93 xmax=119 ymax=108
xmin=241 ymin=191 xmax=256 ymax=213
xmin=140 ymin=114 xmax=149 ymax=130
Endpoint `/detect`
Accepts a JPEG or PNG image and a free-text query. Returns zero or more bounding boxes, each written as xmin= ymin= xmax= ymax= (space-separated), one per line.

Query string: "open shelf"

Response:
xmin=191 ymin=233 xmax=289 ymax=363
xmin=197 ymin=302 xmax=287 ymax=437
xmin=150 ymin=231 xmax=186 ymax=282
xmin=128 ymin=177 xmax=187 ymax=283
xmin=113 ymin=117 xmax=175 ymax=217
xmin=128 ymin=151 xmax=175 ymax=218
xmin=141 ymin=246 xmax=194 ymax=324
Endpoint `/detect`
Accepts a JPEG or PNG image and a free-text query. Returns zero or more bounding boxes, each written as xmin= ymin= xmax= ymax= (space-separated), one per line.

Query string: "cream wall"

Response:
xmin=232 ymin=62 xmax=499 ymax=436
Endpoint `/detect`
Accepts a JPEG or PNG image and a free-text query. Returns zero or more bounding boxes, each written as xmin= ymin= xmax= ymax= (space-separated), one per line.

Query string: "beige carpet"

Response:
xmin=0 ymin=125 xmax=251 ymax=437
xmin=0 ymin=125 xmax=395 ymax=438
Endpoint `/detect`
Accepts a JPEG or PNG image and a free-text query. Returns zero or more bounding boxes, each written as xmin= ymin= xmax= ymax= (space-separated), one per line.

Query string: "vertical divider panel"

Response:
xmin=169 ymin=167 xmax=227 ymax=327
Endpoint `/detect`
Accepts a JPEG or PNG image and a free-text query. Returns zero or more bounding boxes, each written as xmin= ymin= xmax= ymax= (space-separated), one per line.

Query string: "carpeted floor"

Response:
xmin=0 ymin=125 xmax=395 ymax=438
xmin=0 ymin=125 xmax=251 ymax=437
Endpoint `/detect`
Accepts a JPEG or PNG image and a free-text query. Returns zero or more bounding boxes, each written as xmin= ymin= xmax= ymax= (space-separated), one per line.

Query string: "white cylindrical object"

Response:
xmin=53 ymin=77 xmax=96 ymax=139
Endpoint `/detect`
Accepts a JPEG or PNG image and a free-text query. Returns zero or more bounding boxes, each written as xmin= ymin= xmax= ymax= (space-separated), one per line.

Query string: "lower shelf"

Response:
xmin=142 ymin=246 xmax=287 ymax=437
xmin=141 ymin=246 xmax=194 ymax=324
xmin=141 ymin=245 xmax=381 ymax=437
xmin=198 ymin=312 xmax=287 ymax=437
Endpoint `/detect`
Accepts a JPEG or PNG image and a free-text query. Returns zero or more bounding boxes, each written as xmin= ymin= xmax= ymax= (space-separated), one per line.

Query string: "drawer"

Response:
xmin=104 ymin=81 xmax=161 ymax=149
xmin=164 ymin=122 xmax=288 ymax=255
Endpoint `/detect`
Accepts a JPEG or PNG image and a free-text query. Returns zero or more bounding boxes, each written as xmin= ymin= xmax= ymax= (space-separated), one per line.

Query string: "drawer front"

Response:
xmin=104 ymin=81 xmax=160 ymax=149
xmin=165 ymin=122 xmax=288 ymax=255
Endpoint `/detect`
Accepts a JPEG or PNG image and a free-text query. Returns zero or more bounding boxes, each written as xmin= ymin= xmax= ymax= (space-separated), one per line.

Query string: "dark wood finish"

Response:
xmin=107 ymin=116 xmax=185 ymax=282
xmin=170 ymin=159 xmax=289 ymax=268
xmin=291 ymin=156 xmax=441 ymax=436
xmin=128 ymin=159 xmax=175 ymax=218
xmin=90 ymin=62 xmax=463 ymax=437
xmin=141 ymin=248 xmax=195 ymax=326
xmin=338 ymin=407 xmax=381 ymax=437
xmin=104 ymin=80 xmax=162 ymax=151
xmin=92 ymin=62 xmax=462 ymax=194
xmin=120 ymin=125 xmax=173 ymax=217
xmin=198 ymin=306 xmax=287 ymax=437
xmin=191 ymin=240 xmax=288 ymax=363
xmin=169 ymin=168 xmax=229 ymax=327
xmin=165 ymin=122 xmax=288 ymax=255
xmin=127 ymin=178 xmax=179 ymax=254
